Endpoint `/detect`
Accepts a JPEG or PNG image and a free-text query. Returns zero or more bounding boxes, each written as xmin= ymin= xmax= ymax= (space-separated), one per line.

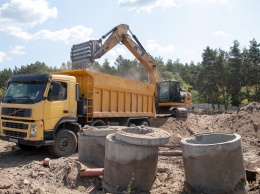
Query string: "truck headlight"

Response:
xmin=30 ymin=124 xmax=37 ymax=137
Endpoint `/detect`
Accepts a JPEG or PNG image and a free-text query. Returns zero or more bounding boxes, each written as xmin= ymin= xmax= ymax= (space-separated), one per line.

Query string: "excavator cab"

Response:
xmin=156 ymin=80 xmax=190 ymax=118
xmin=157 ymin=80 xmax=183 ymax=103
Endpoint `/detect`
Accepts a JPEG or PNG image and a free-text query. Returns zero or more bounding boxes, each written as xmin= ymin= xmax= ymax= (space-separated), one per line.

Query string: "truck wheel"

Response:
xmin=128 ymin=122 xmax=136 ymax=127
xmin=139 ymin=121 xmax=149 ymax=126
xmin=91 ymin=119 xmax=106 ymax=126
xmin=48 ymin=129 xmax=77 ymax=157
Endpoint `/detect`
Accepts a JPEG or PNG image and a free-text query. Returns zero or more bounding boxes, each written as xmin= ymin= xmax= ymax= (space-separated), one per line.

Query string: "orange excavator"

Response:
xmin=70 ymin=24 xmax=192 ymax=117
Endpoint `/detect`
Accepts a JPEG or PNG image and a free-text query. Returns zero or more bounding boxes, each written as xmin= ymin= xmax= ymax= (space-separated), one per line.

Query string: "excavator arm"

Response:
xmin=71 ymin=24 xmax=160 ymax=86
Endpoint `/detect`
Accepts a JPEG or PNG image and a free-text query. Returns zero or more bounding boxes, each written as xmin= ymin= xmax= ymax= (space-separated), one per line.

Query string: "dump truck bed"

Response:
xmin=53 ymin=70 xmax=156 ymax=121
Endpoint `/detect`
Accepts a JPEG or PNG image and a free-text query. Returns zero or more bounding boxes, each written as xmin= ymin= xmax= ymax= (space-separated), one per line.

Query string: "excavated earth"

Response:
xmin=0 ymin=102 xmax=259 ymax=194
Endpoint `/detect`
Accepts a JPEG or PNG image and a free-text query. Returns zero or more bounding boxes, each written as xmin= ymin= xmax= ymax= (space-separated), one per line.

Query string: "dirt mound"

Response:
xmin=0 ymin=155 xmax=102 ymax=194
xmin=153 ymin=102 xmax=260 ymax=145
xmin=240 ymin=102 xmax=260 ymax=113
xmin=0 ymin=102 xmax=259 ymax=193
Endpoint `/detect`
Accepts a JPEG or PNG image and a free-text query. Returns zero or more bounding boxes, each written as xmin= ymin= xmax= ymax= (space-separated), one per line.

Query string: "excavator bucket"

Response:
xmin=71 ymin=40 xmax=101 ymax=69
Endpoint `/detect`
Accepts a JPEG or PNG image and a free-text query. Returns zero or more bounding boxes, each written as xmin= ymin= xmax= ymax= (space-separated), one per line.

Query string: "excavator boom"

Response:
xmin=71 ymin=24 xmax=160 ymax=86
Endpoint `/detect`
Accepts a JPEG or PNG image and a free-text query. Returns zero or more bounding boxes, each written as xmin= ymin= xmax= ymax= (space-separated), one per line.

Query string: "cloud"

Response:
xmin=214 ymin=30 xmax=230 ymax=38
xmin=185 ymin=50 xmax=196 ymax=55
xmin=32 ymin=26 xmax=93 ymax=43
xmin=107 ymin=47 xmax=127 ymax=57
xmin=185 ymin=0 xmax=230 ymax=4
xmin=10 ymin=45 xmax=26 ymax=55
xmin=147 ymin=40 xmax=176 ymax=53
xmin=3 ymin=26 xmax=32 ymax=40
xmin=118 ymin=0 xmax=230 ymax=13
xmin=0 ymin=0 xmax=82 ymax=43
xmin=0 ymin=0 xmax=89 ymax=44
xmin=0 ymin=52 xmax=11 ymax=63
xmin=0 ymin=0 xmax=93 ymax=44
xmin=116 ymin=48 xmax=127 ymax=55
xmin=108 ymin=50 xmax=117 ymax=57
xmin=118 ymin=0 xmax=177 ymax=13
xmin=0 ymin=0 xmax=57 ymax=28
xmin=3 ymin=25 xmax=93 ymax=43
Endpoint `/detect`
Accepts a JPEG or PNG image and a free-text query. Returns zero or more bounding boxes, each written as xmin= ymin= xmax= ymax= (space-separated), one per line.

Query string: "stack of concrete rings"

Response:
xmin=103 ymin=126 xmax=170 ymax=193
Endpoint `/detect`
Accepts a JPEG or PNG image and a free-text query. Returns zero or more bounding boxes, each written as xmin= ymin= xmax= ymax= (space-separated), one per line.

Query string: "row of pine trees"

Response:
xmin=0 ymin=39 xmax=259 ymax=107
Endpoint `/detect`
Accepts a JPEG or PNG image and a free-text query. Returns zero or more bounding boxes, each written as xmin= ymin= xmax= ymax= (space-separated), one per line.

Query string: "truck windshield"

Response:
xmin=2 ymin=81 xmax=47 ymax=104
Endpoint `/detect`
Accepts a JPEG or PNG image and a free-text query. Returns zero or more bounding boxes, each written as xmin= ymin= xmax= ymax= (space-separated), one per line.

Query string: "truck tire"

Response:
xmin=48 ymin=129 xmax=77 ymax=157
xmin=138 ymin=121 xmax=149 ymax=126
xmin=91 ymin=119 xmax=106 ymax=126
xmin=128 ymin=122 xmax=136 ymax=127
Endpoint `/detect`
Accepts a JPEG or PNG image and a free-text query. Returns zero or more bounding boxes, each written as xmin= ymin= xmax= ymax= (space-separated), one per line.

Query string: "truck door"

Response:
xmin=43 ymin=81 xmax=69 ymax=131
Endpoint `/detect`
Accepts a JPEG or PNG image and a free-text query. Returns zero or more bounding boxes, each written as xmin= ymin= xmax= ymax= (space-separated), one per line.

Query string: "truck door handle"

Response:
xmin=63 ymin=110 xmax=68 ymax=113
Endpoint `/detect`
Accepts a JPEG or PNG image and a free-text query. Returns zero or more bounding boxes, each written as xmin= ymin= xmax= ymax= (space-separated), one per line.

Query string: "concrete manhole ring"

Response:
xmin=115 ymin=126 xmax=170 ymax=146
xmin=81 ymin=126 xmax=118 ymax=136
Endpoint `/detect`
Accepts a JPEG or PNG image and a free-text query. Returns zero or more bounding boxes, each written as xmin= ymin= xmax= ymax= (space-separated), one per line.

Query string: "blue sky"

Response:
xmin=0 ymin=0 xmax=259 ymax=71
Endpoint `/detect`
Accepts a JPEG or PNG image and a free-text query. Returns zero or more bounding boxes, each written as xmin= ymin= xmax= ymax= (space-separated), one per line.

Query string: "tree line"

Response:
xmin=0 ymin=38 xmax=259 ymax=108
xmin=196 ymin=39 xmax=260 ymax=108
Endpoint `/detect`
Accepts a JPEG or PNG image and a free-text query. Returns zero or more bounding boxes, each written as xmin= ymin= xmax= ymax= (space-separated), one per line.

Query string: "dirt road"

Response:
xmin=0 ymin=102 xmax=259 ymax=193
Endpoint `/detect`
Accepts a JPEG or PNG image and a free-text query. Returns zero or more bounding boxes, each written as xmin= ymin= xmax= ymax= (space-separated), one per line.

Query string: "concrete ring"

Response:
xmin=115 ymin=126 xmax=170 ymax=146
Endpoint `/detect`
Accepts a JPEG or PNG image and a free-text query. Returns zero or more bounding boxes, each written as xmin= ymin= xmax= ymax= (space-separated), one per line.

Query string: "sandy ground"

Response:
xmin=0 ymin=102 xmax=259 ymax=194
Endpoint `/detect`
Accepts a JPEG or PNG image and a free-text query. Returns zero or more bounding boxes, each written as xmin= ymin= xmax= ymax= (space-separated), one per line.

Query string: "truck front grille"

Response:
xmin=1 ymin=107 xmax=32 ymax=117
xmin=3 ymin=130 xmax=27 ymax=138
xmin=2 ymin=122 xmax=28 ymax=130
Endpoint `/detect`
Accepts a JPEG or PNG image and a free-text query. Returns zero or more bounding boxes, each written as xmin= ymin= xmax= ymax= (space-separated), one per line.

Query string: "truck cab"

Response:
xmin=0 ymin=73 xmax=80 ymax=157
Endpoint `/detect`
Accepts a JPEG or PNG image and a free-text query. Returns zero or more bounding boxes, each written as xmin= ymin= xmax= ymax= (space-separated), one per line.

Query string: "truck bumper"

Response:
xmin=0 ymin=136 xmax=54 ymax=146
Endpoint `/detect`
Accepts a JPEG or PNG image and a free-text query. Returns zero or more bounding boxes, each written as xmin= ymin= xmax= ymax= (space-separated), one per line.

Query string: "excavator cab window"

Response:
xmin=158 ymin=82 xmax=170 ymax=102
xmin=158 ymin=81 xmax=182 ymax=103
xmin=169 ymin=81 xmax=181 ymax=102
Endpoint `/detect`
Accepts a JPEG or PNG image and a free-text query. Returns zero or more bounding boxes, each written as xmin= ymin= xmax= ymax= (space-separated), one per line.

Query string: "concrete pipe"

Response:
xmin=181 ymin=133 xmax=247 ymax=194
xmin=78 ymin=126 xmax=117 ymax=167
xmin=103 ymin=126 xmax=170 ymax=193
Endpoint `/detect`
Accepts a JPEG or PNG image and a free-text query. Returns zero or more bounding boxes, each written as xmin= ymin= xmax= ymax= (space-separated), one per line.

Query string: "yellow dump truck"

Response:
xmin=0 ymin=69 xmax=155 ymax=157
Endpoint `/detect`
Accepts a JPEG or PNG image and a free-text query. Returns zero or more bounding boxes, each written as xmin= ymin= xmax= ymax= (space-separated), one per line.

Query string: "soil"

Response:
xmin=0 ymin=102 xmax=259 ymax=194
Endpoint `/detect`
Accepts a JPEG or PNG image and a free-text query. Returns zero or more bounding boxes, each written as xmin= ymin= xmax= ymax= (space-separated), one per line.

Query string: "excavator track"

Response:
xmin=171 ymin=107 xmax=188 ymax=118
